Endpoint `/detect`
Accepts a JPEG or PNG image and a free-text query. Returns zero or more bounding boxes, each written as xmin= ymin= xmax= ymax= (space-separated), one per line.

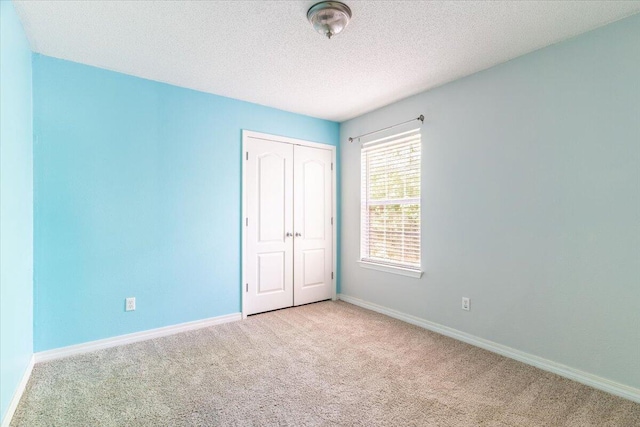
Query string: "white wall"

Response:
xmin=339 ymin=14 xmax=640 ymax=390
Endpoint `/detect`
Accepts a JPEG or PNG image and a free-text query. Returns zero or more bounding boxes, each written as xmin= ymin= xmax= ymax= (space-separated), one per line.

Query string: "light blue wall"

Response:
xmin=33 ymin=55 xmax=339 ymax=351
xmin=340 ymin=14 xmax=640 ymax=389
xmin=0 ymin=1 xmax=34 ymax=420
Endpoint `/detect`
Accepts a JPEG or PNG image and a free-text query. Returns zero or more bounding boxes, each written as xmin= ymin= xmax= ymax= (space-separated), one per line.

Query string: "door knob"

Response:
xmin=295 ymin=232 xmax=302 ymax=237
xmin=286 ymin=232 xmax=293 ymax=237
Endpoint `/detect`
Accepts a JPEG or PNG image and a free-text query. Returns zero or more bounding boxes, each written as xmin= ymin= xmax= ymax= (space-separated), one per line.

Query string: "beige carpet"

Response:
xmin=11 ymin=301 xmax=640 ymax=426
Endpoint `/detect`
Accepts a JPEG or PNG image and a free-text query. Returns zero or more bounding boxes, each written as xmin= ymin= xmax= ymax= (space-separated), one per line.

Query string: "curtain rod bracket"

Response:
xmin=349 ymin=114 xmax=424 ymax=143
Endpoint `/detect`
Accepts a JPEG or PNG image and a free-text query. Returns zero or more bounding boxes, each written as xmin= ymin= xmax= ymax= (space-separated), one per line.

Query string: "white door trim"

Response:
xmin=242 ymin=130 xmax=337 ymax=319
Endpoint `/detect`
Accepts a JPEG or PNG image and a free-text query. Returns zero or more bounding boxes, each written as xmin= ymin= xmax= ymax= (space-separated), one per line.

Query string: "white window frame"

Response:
xmin=359 ymin=128 xmax=423 ymax=278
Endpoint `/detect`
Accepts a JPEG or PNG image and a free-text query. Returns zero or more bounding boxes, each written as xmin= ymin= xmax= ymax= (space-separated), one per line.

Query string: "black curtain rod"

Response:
xmin=348 ymin=115 xmax=424 ymax=143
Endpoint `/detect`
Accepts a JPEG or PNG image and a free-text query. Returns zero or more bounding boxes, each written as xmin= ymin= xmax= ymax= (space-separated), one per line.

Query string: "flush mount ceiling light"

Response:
xmin=307 ymin=1 xmax=352 ymax=39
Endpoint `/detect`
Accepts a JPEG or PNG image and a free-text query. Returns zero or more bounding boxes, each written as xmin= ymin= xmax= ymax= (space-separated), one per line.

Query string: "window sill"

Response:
xmin=357 ymin=261 xmax=424 ymax=278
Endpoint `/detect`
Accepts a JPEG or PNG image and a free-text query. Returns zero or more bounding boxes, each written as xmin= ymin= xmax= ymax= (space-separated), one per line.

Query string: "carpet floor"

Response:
xmin=11 ymin=301 xmax=640 ymax=426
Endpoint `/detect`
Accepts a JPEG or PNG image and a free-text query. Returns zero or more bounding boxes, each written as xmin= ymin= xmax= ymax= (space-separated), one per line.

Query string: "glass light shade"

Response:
xmin=307 ymin=2 xmax=352 ymax=39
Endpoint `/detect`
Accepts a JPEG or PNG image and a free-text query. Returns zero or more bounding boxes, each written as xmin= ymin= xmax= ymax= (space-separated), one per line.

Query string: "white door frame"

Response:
xmin=241 ymin=130 xmax=337 ymax=319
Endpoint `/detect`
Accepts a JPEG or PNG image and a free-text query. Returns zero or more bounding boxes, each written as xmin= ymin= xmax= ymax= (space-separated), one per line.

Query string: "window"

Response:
xmin=360 ymin=128 xmax=421 ymax=276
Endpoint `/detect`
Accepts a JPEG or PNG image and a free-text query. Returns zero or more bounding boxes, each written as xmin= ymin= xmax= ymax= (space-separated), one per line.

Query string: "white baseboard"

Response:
xmin=34 ymin=312 xmax=242 ymax=363
xmin=1 ymin=355 xmax=35 ymax=427
xmin=337 ymin=293 xmax=640 ymax=403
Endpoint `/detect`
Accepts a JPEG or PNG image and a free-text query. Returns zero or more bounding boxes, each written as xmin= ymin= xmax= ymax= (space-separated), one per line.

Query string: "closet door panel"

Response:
xmin=244 ymin=138 xmax=294 ymax=315
xmin=293 ymin=145 xmax=333 ymax=306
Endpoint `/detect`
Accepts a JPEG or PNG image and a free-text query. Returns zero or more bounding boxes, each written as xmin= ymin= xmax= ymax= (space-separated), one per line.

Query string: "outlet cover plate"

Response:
xmin=125 ymin=297 xmax=136 ymax=311
xmin=462 ymin=297 xmax=470 ymax=311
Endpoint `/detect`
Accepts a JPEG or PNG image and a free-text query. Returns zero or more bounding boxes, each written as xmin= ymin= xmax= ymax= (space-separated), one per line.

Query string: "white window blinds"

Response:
xmin=361 ymin=128 xmax=421 ymax=270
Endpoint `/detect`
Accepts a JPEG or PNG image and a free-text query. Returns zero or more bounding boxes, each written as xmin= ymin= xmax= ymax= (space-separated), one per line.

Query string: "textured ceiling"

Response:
xmin=13 ymin=1 xmax=640 ymax=122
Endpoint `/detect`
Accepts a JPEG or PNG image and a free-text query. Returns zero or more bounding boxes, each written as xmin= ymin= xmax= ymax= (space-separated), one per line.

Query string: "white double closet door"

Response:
xmin=244 ymin=134 xmax=334 ymax=316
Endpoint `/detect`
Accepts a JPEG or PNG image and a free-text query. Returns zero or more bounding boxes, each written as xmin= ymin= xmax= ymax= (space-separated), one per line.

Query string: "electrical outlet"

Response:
xmin=462 ymin=297 xmax=470 ymax=311
xmin=125 ymin=297 xmax=136 ymax=312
